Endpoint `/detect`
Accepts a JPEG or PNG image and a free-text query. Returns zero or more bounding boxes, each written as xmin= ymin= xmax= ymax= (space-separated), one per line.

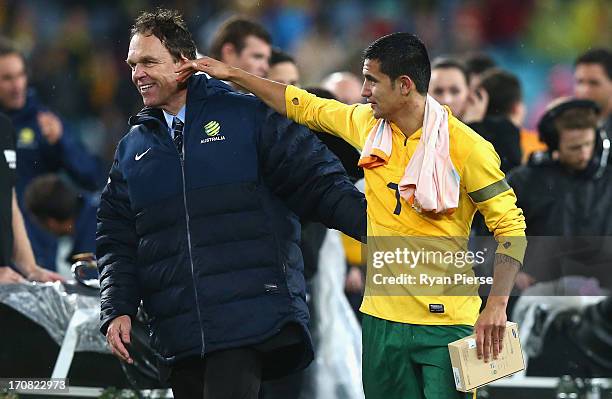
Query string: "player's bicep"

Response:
xmin=286 ymin=85 xmax=369 ymax=150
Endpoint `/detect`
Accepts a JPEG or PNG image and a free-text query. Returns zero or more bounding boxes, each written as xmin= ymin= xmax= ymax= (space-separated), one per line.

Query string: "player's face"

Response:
xmin=0 ymin=53 xmax=28 ymax=110
xmin=361 ymin=59 xmax=403 ymax=120
xmin=127 ymin=33 xmax=183 ymax=111
xmin=429 ymin=67 xmax=469 ymax=119
xmin=557 ymin=127 xmax=596 ymax=171
xmin=574 ymin=63 xmax=612 ymax=112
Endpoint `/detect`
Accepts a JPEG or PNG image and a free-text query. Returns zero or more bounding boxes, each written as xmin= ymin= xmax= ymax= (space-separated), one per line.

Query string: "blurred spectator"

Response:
xmin=267 ymin=48 xmax=299 ymax=86
xmin=208 ymin=16 xmax=271 ymax=91
xmin=0 ymin=36 xmax=104 ymax=271
xmin=320 ymin=72 xmax=363 ymax=105
xmin=574 ymin=48 xmax=612 ymax=134
xmin=467 ymin=68 xmax=524 ymax=173
xmin=429 ymin=57 xmax=470 ymax=120
xmin=24 ymin=174 xmax=97 ymax=262
xmin=464 ymin=60 xmax=546 ymax=163
xmin=0 ymin=112 xmax=63 ymax=284
xmin=462 ymin=52 xmax=497 ymax=92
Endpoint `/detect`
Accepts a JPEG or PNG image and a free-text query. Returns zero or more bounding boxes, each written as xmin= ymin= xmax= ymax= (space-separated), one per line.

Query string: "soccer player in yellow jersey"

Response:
xmin=177 ymin=33 xmax=526 ymax=399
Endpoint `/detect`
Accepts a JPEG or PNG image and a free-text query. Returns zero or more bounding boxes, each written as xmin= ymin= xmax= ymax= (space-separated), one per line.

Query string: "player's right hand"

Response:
xmin=106 ymin=315 xmax=133 ymax=364
xmin=175 ymin=56 xmax=234 ymax=83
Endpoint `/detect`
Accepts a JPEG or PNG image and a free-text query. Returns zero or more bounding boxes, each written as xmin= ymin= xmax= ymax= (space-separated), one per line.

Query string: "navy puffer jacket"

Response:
xmin=96 ymin=75 xmax=366 ymax=376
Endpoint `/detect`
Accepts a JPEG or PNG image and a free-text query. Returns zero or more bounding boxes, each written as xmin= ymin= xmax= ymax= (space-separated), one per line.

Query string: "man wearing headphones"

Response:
xmin=507 ymin=98 xmax=612 ymax=289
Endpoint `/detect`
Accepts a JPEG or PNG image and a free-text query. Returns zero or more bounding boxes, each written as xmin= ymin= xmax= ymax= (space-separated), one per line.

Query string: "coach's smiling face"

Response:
xmin=126 ymin=33 xmax=185 ymax=114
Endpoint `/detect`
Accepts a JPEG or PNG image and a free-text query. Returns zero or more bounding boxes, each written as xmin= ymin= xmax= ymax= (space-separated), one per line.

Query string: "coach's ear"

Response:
xmin=398 ymin=75 xmax=413 ymax=96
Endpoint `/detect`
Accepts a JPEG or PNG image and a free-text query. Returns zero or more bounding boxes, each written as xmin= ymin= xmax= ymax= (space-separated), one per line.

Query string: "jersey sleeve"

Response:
xmin=462 ymin=140 xmax=527 ymax=263
xmin=285 ymin=85 xmax=374 ymax=151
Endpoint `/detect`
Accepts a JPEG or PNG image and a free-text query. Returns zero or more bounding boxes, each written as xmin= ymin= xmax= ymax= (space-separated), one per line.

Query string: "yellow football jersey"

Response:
xmin=285 ymin=86 xmax=526 ymax=326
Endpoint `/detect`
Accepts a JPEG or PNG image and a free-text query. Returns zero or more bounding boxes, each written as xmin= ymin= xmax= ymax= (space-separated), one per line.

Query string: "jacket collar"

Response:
xmin=186 ymin=73 xmax=210 ymax=102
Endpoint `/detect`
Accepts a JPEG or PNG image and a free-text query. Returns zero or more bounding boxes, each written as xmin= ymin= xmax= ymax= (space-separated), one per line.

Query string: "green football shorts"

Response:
xmin=362 ymin=314 xmax=476 ymax=399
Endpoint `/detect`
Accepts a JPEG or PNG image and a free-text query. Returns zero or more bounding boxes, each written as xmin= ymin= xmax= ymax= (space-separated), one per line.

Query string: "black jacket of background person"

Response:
xmin=0 ymin=113 xmax=17 ymax=265
xmin=507 ymin=155 xmax=612 ymax=287
xmin=469 ymin=116 xmax=522 ymax=174
xmin=96 ymin=74 xmax=366 ymax=378
xmin=468 ymin=116 xmax=522 ymax=238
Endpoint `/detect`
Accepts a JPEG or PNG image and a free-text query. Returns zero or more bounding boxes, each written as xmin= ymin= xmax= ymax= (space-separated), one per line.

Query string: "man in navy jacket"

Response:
xmin=97 ymin=9 xmax=366 ymax=399
xmin=24 ymin=174 xmax=98 ymax=261
xmin=0 ymin=37 xmax=105 ymax=270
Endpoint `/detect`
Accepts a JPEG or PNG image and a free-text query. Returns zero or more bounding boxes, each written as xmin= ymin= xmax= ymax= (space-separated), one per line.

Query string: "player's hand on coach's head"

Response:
xmin=106 ymin=315 xmax=134 ymax=364
xmin=175 ymin=56 xmax=234 ymax=83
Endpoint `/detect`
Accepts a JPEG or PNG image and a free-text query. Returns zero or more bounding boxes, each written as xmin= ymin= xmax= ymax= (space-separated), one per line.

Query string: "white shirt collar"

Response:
xmin=162 ymin=105 xmax=186 ymax=130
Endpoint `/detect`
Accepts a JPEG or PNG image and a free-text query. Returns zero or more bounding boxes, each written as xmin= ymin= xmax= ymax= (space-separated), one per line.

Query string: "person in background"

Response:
xmin=467 ymin=69 xmax=525 ymax=173
xmin=574 ymin=48 xmax=612 ymax=135
xmin=463 ymin=58 xmax=546 ymax=164
xmin=0 ymin=37 xmax=104 ymax=271
xmin=267 ymin=48 xmax=300 ymax=86
xmin=508 ymin=98 xmax=612 ymax=291
xmin=0 ymin=112 xmax=63 ymax=284
xmin=464 ymin=69 xmax=529 ymax=300
xmin=429 ymin=57 xmax=471 ymax=121
xmin=24 ymin=174 xmax=97 ymax=262
xmin=208 ymin=16 xmax=272 ymax=92
xmin=462 ymin=52 xmax=497 ymax=93
xmin=321 ymin=71 xmax=364 ymax=105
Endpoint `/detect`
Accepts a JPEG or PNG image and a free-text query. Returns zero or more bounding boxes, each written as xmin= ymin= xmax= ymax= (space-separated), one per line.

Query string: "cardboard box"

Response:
xmin=448 ymin=322 xmax=525 ymax=392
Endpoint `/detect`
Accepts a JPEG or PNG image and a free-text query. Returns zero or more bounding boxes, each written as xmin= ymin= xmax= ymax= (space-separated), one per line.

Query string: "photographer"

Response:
xmin=507 ymin=98 xmax=612 ymax=289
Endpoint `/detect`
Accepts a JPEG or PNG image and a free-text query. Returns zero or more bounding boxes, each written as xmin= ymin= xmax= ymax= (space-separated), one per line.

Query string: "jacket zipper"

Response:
xmin=177 ymin=131 xmax=206 ymax=357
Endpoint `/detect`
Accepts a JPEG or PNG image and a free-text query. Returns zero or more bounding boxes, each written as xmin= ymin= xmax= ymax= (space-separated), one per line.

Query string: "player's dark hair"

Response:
xmin=363 ymin=33 xmax=430 ymax=94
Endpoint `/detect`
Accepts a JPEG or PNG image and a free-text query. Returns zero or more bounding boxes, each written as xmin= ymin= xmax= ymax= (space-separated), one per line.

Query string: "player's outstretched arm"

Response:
xmin=176 ymin=56 xmax=287 ymax=115
xmin=177 ymin=56 xmax=368 ymax=149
